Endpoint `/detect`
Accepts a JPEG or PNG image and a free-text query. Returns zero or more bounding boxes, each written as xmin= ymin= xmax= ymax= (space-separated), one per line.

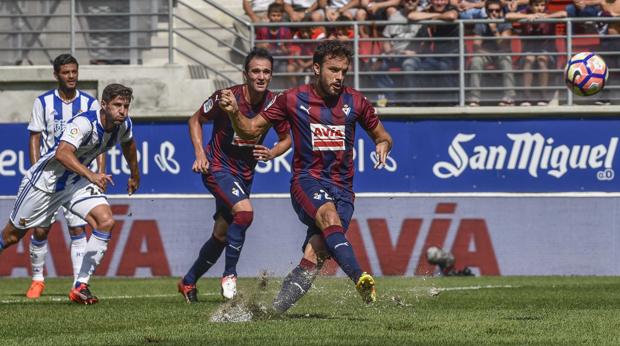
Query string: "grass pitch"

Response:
xmin=1 ymin=276 xmax=620 ymax=345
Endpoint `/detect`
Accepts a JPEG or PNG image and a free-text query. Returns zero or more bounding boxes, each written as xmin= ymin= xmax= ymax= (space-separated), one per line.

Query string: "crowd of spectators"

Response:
xmin=242 ymin=0 xmax=618 ymax=106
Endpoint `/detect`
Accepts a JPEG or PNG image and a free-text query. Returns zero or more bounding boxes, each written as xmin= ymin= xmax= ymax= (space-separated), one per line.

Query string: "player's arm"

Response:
xmin=121 ymin=138 xmax=140 ymax=195
xmin=219 ymin=89 xmax=272 ymax=139
xmin=28 ymin=98 xmax=44 ymax=166
xmin=188 ymin=107 xmax=209 ymax=173
xmin=29 ymin=131 xmax=41 ymax=166
xmin=366 ymin=122 xmax=393 ymax=169
xmin=96 ymin=154 xmax=106 ymax=174
xmin=55 ymin=141 xmax=113 ymax=191
xmin=253 ymin=129 xmax=292 ymax=161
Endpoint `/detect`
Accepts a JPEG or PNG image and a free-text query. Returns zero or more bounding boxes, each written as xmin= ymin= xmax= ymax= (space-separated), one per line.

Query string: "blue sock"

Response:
xmin=183 ymin=236 xmax=226 ymax=285
xmin=224 ymin=211 xmax=253 ymax=277
xmin=323 ymin=225 xmax=363 ymax=283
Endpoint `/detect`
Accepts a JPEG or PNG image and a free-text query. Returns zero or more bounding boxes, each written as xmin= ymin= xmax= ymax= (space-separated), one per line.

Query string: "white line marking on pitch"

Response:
xmin=0 ymin=292 xmax=220 ymax=304
xmin=434 ymin=284 xmax=518 ymax=292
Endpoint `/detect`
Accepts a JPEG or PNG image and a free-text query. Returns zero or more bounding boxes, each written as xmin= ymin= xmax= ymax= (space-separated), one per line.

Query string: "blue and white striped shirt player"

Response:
xmin=28 ymin=89 xmax=100 ymax=155
xmin=25 ymin=109 xmax=133 ymax=194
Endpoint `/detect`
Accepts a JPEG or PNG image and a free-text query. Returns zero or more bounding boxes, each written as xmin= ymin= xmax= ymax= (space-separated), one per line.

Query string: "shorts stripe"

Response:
xmin=11 ymin=181 xmax=34 ymax=220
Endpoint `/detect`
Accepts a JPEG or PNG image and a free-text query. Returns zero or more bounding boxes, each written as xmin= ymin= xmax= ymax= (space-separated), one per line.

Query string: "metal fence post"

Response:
xmin=168 ymin=0 xmax=174 ymax=64
xmin=70 ymin=0 xmax=76 ymax=56
xmin=458 ymin=21 xmax=465 ymax=107
xmin=354 ymin=23 xmax=359 ymax=90
xmin=566 ymin=19 xmax=573 ymax=106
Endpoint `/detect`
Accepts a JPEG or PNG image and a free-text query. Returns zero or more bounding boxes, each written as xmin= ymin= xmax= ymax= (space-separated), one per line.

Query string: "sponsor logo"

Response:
xmin=300 ymin=104 xmax=311 ymax=115
xmin=203 ymin=98 xmax=213 ymax=113
xmin=154 ymin=141 xmax=180 ymax=174
xmin=433 ymin=133 xmax=618 ymax=179
xmin=68 ymin=127 xmax=79 ymax=138
xmin=310 ymin=123 xmax=345 ymax=151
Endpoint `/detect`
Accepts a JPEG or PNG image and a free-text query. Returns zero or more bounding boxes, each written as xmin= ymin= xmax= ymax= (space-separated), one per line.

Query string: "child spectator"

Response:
xmin=507 ymin=0 xmax=566 ymax=106
xmin=255 ymin=3 xmax=293 ymax=75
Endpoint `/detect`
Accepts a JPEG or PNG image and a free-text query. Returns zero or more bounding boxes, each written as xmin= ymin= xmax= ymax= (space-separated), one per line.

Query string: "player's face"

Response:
xmin=244 ymin=57 xmax=272 ymax=94
xmin=103 ymin=96 xmax=131 ymax=125
xmin=54 ymin=63 xmax=78 ymax=90
xmin=314 ymin=54 xmax=349 ymax=96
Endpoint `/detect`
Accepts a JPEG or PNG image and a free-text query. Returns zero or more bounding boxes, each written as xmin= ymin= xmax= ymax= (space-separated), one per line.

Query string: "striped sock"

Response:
xmin=76 ymin=230 xmax=111 ymax=285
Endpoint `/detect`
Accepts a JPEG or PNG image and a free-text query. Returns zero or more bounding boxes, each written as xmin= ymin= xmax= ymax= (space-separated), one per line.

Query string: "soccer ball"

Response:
xmin=564 ymin=52 xmax=608 ymax=96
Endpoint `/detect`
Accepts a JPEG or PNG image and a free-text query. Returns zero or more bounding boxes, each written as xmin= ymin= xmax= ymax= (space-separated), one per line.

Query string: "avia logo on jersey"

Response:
xmin=231 ymin=132 xmax=260 ymax=147
xmin=433 ymin=133 xmax=618 ymax=179
xmin=311 ymin=123 xmax=345 ymax=151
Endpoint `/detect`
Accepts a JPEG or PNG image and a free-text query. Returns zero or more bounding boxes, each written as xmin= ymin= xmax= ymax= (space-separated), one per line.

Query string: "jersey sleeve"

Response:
xmin=27 ymin=98 xmax=45 ymax=132
xmin=261 ymin=92 xmax=288 ymax=124
xmin=197 ymin=91 xmax=221 ymax=121
xmin=120 ymin=116 xmax=134 ymax=143
xmin=358 ymin=95 xmax=380 ymax=132
xmin=60 ymin=116 xmax=93 ymax=149
xmin=89 ymin=99 xmax=101 ymax=111
xmin=272 ymin=118 xmax=290 ymax=136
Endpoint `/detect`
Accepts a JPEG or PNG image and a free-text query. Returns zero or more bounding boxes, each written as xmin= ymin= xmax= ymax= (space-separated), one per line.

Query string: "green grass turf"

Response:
xmin=1 ymin=276 xmax=620 ymax=345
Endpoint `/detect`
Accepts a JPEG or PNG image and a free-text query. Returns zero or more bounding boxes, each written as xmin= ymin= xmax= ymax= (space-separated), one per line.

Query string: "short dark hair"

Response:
xmin=268 ymin=2 xmax=284 ymax=14
xmin=244 ymin=47 xmax=273 ymax=72
xmin=313 ymin=40 xmax=352 ymax=66
xmin=53 ymin=54 xmax=78 ymax=73
xmin=102 ymin=83 xmax=133 ymax=103
xmin=485 ymin=0 xmax=503 ymax=11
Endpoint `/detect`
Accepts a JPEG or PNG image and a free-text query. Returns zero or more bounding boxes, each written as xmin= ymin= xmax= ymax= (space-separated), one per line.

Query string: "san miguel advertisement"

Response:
xmin=0 ymin=119 xmax=618 ymax=194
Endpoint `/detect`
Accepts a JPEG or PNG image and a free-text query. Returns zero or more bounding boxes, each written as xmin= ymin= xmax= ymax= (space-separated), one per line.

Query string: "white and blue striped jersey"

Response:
xmin=25 ymin=110 xmax=133 ymax=193
xmin=28 ymin=89 xmax=100 ymax=155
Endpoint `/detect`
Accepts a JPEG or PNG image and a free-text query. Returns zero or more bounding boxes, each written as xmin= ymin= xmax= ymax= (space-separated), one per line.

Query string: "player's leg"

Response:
xmin=221 ymin=198 xmax=254 ymax=299
xmin=0 ymin=222 xmax=28 ymax=254
xmin=27 ymin=226 xmax=51 ymax=298
xmin=178 ymin=213 xmax=228 ymax=303
xmin=66 ymin=184 xmax=110 ymax=304
xmin=203 ymin=171 xmax=254 ymax=299
xmin=63 ymin=208 xmax=88 ymax=285
xmin=273 ymin=232 xmax=328 ymax=314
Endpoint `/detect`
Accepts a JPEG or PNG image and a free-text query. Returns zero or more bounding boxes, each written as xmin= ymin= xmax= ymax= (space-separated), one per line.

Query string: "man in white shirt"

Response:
xmin=0 ymin=83 xmax=140 ymax=305
xmin=25 ymin=54 xmax=105 ymax=299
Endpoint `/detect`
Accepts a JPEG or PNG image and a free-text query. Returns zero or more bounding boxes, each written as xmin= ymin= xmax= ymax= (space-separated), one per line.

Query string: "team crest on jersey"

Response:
xmin=203 ymin=98 xmax=214 ymax=113
xmin=342 ymin=104 xmax=350 ymax=117
xmin=54 ymin=119 xmax=65 ymax=135
xmin=310 ymin=123 xmax=345 ymax=151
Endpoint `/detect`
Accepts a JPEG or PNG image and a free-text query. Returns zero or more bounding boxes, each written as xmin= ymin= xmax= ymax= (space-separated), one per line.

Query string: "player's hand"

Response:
xmin=219 ymin=89 xmax=239 ymax=115
xmin=192 ymin=152 xmax=209 ymax=173
xmin=88 ymin=172 xmax=114 ymax=191
xmin=127 ymin=174 xmax=140 ymax=196
xmin=253 ymin=145 xmax=274 ymax=161
xmin=374 ymin=141 xmax=391 ymax=169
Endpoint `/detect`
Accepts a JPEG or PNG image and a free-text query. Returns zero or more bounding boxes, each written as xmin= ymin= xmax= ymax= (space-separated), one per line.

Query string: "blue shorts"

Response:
xmin=202 ymin=170 xmax=252 ymax=223
xmin=290 ymin=176 xmax=355 ymax=252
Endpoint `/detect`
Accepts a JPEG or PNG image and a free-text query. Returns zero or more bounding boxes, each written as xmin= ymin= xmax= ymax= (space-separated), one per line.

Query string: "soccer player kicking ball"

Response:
xmin=25 ymin=54 xmax=104 ymax=299
xmin=220 ymin=40 xmax=393 ymax=312
xmin=0 ymin=83 xmax=140 ymax=305
xmin=177 ymin=48 xmax=291 ymax=303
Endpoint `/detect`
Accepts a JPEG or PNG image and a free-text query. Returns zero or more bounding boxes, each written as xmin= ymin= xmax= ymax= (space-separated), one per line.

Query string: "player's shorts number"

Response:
xmin=86 ymin=186 xmax=102 ymax=196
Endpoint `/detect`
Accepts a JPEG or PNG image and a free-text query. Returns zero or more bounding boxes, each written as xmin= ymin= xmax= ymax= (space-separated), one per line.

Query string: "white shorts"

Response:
xmin=10 ymin=178 xmax=108 ymax=230
xmin=60 ymin=206 xmax=88 ymax=228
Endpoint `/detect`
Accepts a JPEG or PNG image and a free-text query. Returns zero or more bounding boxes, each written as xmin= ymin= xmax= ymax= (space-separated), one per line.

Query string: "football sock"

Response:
xmin=76 ymin=230 xmax=110 ymax=285
xmin=183 ymin=235 xmax=226 ymax=285
xmin=223 ymin=211 xmax=253 ymax=277
xmin=70 ymin=233 xmax=87 ymax=284
xmin=323 ymin=225 xmax=363 ymax=283
xmin=273 ymin=259 xmax=318 ymax=314
xmin=29 ymin=236 xmax=47 ymax=282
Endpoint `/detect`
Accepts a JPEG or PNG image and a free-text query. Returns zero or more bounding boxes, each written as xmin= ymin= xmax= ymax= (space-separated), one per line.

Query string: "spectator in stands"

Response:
xmin=316 ymin=0 xmax=368 ymax=21
xmin=585 ymin=0 xmax=618 ymax=103
xmin=284 ymin=0 xmax=321 ymax=21
xmin=468 ymin=0 xmax=516 ymax=106
xmin=256 ymin=3 xmax=294 ymax=76
xmin=362 ymin=0 xmax=401 ymax=19
xmin=326 ymin=14 xmax=356 ymax=39
xmin=456 ymin=0 xmax=488 ymax=19
xmin=244 ymin=0 xmax=284 ymax=22
xmin=404 ymin=0 xmax=459 ymax=104
xmin=376 ymin=0 xmax=423 ymax=105
xmin=507 ymin=0 xmax=566 ymax=106
xmin=288 ymin=19 xmax=326 ymax=85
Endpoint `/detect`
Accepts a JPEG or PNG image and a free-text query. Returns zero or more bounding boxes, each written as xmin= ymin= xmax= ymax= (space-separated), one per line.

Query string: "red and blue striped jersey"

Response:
xmin=198 ymin=84 xmax=290 ymax=181
xmin=261 ymin=84 xmax=379 ymax=192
